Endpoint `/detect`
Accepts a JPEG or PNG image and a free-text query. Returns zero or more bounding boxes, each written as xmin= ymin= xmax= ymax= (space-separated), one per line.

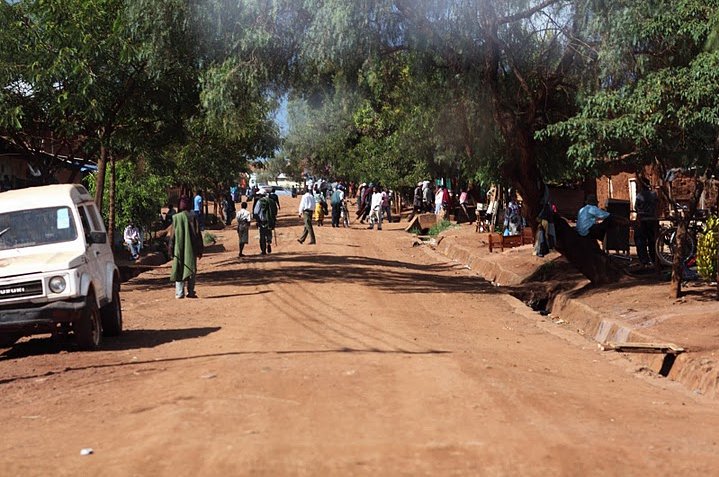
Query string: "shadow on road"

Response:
xmin=0 ymin=347 xmax=450 ymax=386
xmin=130 ymin=252 xmax=496 ymax=295
xmin=0 ymin=327 xmax=221 ymax=360
xmin=203 ymin=290 xmax=272 ymax=299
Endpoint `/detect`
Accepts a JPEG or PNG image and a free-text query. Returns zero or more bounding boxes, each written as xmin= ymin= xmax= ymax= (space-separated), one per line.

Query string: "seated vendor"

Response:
xmin=576 ymin=194 xmax=616 ymax=240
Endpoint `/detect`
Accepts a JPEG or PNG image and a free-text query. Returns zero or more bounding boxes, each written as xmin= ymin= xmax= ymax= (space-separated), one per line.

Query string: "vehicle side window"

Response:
xmin=86 ymin=204 xmax=103 ymax=232
xmin=77 ymin=206 xmax=92 ymax=238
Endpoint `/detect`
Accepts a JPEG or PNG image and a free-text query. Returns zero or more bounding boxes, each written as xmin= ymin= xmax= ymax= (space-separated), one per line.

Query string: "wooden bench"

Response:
xmin=488 ymin=228 xmax=534 ymax=252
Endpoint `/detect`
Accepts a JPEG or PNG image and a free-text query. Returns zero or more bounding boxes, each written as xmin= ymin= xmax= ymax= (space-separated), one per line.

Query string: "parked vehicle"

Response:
xmin=270 ymin=186 xmax=292 ymax=196
xmin=0 ymin=184 xmax=122 ymax=350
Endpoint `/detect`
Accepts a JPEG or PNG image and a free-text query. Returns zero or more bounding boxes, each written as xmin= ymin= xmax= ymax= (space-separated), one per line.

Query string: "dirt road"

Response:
xmin=1 ymin=197 xmax=718 ymax=476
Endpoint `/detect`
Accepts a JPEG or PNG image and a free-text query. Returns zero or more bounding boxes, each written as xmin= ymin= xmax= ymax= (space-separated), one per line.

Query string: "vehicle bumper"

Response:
xmin=0 ymin=298 xmax=85 ymax=333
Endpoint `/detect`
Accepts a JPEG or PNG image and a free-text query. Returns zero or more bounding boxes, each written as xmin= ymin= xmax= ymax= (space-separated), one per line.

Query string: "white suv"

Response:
xmin=0 ymin=184 xmax=122 ymax=350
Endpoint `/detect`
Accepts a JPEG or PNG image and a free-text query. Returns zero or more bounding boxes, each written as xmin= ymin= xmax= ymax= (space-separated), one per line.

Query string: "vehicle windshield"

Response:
xmin=0 ymin=206 xmax=78 ymax=251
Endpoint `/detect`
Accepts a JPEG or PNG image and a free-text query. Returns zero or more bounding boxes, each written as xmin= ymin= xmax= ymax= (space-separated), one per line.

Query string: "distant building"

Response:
xmin=0 ymin=139 xmax=95 ymax=192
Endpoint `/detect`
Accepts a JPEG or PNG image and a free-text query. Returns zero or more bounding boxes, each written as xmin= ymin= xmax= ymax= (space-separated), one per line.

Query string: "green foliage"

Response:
xmin=697 ymin=215 xmax=719 ymax=281
xmin=542 ymin=0 xmax=719 ymax=176
xmin=428 ymin=219 xmax=455 ymax=237
xmin=85 ymin=159 xmax=171 ymax=233
xmin=203 ymin=231 xmax=217 ymax=246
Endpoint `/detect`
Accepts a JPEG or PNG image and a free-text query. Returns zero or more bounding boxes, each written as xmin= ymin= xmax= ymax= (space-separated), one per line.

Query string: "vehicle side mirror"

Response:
xmin=88 ymin=231 xmax=107 ymax=244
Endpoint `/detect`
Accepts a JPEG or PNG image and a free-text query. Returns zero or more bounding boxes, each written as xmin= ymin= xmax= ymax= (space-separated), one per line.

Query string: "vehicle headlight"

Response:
xmin=49 ymin=276 xmax=66 ymax=294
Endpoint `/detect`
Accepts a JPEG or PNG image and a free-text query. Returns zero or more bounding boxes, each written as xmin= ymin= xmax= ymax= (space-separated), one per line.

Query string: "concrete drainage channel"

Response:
xmin=428 ymin=235 xmax=718 ymax=400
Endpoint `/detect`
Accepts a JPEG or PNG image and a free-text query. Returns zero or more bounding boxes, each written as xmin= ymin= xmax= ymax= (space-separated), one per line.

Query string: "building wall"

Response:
xmin=0 ymin=154 xmax=82 ymax=191
xmin=597 ymin=166 xmax=718 ymax=217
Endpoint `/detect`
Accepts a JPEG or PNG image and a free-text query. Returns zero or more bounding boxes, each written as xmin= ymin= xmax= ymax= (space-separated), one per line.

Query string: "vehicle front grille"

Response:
xmin=0 ymin=280 xmax=43 ymax=301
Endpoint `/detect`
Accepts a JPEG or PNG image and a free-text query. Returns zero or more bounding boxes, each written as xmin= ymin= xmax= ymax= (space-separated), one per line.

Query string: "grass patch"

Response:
xmin=203 ymin=231 xmax=217 ymax=245
xmin=428 ymin=219 xmax=455 ymax=236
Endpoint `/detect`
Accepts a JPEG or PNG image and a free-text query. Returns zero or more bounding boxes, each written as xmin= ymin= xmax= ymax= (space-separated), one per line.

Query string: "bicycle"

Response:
xmin=341 ymin=202 xmax=350 ymax=227
xmin=654 ymin=204 xmax=706 ymax=266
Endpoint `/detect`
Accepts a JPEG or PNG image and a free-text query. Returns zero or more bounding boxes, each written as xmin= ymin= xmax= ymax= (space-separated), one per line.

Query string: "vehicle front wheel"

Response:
xmin=0 ymin=334 xmax=20 ymax=348
xmin=75 ymin=291 xmax=102 ymax=350
xmin=101 ymin=281 xmax=122 ymax=337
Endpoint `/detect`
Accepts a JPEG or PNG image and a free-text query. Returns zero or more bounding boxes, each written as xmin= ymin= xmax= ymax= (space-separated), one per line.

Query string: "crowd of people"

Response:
xmin=158 ymin=176 xmax=664 ymax=299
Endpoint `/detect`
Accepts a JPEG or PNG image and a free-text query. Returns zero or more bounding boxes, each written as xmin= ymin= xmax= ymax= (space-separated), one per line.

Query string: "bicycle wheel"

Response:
xmin=655 ymin=227 xmax=695 ymax=266
xmin=655 ymin=227 xmax=675 ymax=266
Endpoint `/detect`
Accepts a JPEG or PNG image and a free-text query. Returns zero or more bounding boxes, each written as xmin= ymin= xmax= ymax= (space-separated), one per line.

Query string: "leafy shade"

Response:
xmin=86 ymin=158 xmax=171 ymax=233
xmin=543 ymin=52 xmax=719 ymax=171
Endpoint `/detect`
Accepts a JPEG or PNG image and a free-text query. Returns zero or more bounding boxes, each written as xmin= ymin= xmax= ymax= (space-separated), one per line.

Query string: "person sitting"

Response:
xmin=123 ymin=221 xmax=142 ymax=260
xmin=576 ymin=194 xmax=617 ymax=240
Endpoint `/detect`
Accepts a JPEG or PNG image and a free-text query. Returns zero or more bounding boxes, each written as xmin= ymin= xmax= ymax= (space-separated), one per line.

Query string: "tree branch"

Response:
xmin=498 ymin=0 xmax=564 ymax=26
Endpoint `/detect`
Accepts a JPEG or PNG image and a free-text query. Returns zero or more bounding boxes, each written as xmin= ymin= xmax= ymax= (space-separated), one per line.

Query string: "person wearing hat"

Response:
xmin=576 ymin=194 xmax=615 ymax=240
xmin=170 ymin=196 xmax=203 ymax=299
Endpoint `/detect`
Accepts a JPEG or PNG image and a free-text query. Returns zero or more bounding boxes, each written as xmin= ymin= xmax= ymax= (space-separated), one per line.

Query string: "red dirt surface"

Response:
xmin=1 ymin=197 xmax=719 ymax=476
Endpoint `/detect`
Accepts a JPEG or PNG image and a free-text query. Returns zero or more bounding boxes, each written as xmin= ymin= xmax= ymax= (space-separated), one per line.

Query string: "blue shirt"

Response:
xmin=193 ymin=194 xmax=202 ymax=213
xmin=576 ymin=204 xmax=610 ymax=236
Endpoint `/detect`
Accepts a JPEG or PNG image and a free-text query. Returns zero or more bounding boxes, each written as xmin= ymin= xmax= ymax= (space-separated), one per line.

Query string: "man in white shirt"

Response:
xmin=297 ymin=188 xmax=317 ymax=244
xmin=368 ymin=186 xmax=384 ymax=230
xmin=123 ymin=221 xmax=142 ymax=260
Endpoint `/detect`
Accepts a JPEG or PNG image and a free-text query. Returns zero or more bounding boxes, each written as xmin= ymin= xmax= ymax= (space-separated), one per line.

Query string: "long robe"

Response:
xmin=170 ymin=211 xmax=203 ymax=282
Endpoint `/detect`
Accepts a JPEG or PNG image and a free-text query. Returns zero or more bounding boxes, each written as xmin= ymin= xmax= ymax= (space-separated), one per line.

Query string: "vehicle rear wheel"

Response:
xmin=101 ymin=281 xmax=122 ymax=337
xmin=75 ymin=291 xmax=102 ymax=350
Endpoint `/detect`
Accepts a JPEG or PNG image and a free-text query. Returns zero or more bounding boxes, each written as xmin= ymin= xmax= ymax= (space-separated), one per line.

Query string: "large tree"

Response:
xmin=544 ymin=0 xmax=719 ymax=296
xmin=0 ymin=0 xmax=199 ymax=207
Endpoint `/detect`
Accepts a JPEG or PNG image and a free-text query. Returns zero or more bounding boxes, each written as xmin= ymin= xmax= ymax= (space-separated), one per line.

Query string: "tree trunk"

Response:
xmin=716 ymin=236 xmax=719 ymax=301
xmin=94 ymin=142 xmax=107 ymax=209
xmin=108 ymin=153 xmax=116 ymax=248
xmin=669 ymin=221 xmax=688 ymax=298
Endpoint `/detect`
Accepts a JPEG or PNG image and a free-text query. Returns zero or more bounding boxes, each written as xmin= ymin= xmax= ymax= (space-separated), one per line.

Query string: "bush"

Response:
xmin=697 ymin=215 xmax=719 ymax=280
xmin=428 ymin=219 xmax=454 ymax=236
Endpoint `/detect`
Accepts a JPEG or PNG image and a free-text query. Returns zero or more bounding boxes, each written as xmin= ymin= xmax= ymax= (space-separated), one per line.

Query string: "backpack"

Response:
xmin=257 ymin=197 xmax=277 ymax=228
xmin=331 ymin=190 xmax=342 ymax=206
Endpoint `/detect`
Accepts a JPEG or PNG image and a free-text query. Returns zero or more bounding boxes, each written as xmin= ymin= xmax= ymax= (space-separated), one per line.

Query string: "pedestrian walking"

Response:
xmin=382 ymin=188 xmax=392 ymax=223
xmin=422 ymin=181 xmax=433 ymax=213
xmin=223 ymin=193 xmax=236 ymax=227
xmin=330 ymin=185 xmax=345 ymax=227
xmin=368 ymin=186 xmax=384 ymax=230
xmin=440 ymin=185 xmax=451 ymax=221
xmin=170 ymin=196 xmax=203 ymax=299
xmin=314 ymin=186 xmax=326 ymax=226
xmin=297 ymin=188 xmax=317 ymax=244
xmin=193 ymin=189 xmax=205 ymax=230
xmin=458 ymin=188 xmax=473 ymax=223
xmin=236 ymin=202 xmax=251 ymax=257
xmin=409 ymin=182 xmax=423 ymax=221
xmin=253 ymin=189 xmax=277 ymax=255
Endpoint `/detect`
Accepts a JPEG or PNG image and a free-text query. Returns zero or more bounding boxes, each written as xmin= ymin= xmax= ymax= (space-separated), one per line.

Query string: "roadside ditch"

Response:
xmin=427 ymin=233 xmax=719 ymax=400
